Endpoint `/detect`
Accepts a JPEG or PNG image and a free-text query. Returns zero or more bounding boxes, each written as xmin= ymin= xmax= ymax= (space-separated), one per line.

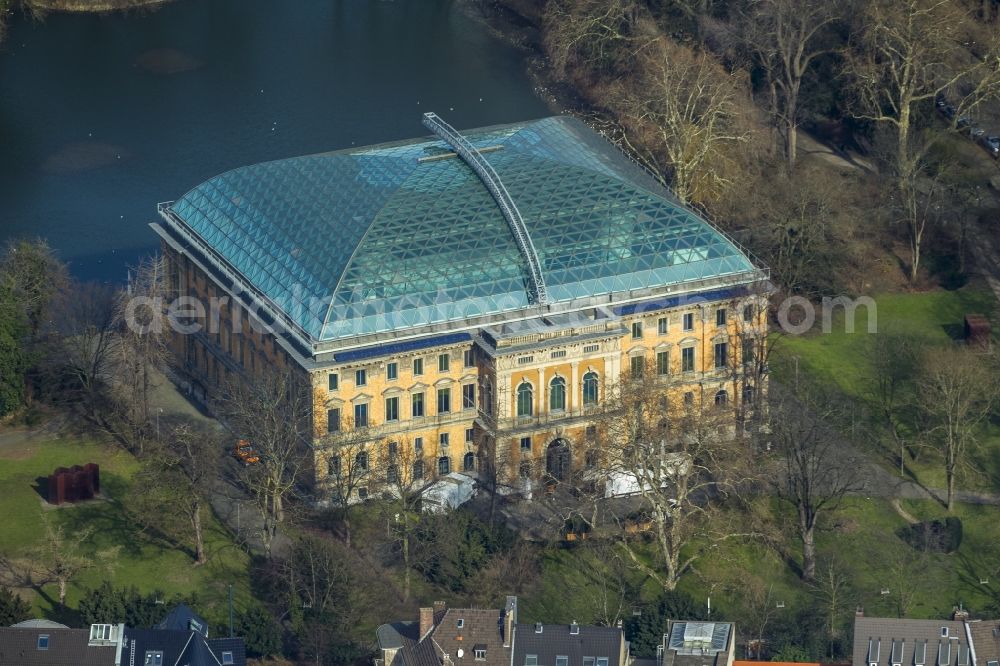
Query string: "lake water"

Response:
xmin=0 ymin=0 xmax=548 ymax=281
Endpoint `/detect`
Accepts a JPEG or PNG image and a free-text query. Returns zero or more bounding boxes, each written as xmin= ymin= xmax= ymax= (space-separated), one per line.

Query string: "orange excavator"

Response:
xmin=234 ymin=439 xmax=260 ymax=465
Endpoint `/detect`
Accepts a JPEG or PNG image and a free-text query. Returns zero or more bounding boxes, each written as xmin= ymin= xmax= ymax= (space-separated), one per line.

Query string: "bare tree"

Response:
xmin=221 ymin=367 xmax=312 ymax=555
xmin=595 ymin=370 xmax=757 ymax=591
xmin=374 ymin=437 xmax=428 ymax=601
xmin=916 ymin=346 xmax=999 ymax=511
xmin=111 ymin=255 xmax=173 ymax=453
xmin=37 ymin=519 xmax=119 ymax=607
xmin=316 ymin=422 xmax=378 ymax=549
xmin=141 ymin=419 xmax=222 ymax=564
xmin=848 ymin=0 xmax=1000 ymax=280
xmin=809 ymin=558 xmax=853 ymax=658
xmin=768 ymin=386 xmax=865 ymax=581
xmin=743 ymin=0 xmax=842 ymax=169
xmin=609 ymin=38 xmax=751 ymax=205
xmin=866 ymin=328 xmax=920 ymax=455
xmin=542 ymin=0 xmax=650 ymax=79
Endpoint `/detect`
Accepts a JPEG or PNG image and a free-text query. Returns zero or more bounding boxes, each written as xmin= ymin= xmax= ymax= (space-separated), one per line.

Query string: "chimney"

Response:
xmin=434 ymin=600 xmax=447 ymax=617
xmin=420 ymin=607 xmax=434 ymax=640
xmin=856 ymin=606 xmax=865 ymax=618
xmin=953 ymin=607 xmax=970 ymax=622
xmin=503 ymin=596 xmax=518 ymax=648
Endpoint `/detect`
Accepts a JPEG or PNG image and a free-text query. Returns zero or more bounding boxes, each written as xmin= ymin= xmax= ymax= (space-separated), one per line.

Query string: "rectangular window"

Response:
xmin=743 ymin=338 xmax=755 ymax=365
xmin=656 ymin=350 xmax=669 ymax=376
xmin=658 ymin=317 xmax=668 ymax=334
xmin=520 ymin=436 xmax=532 ymax=451
xmin=716 ymin=308 xmax=727 ymax=326
xmin=440 ymin=433 xmax=450 ymax=447
xmin=354 ymin=403 xmax=368 ymax=428
xmin=550 ymin=349 xmax=566 ymax=359
xmin=437 ymin=387 xmax=451 ymax=413
xmin=439 ymin=353 xmax=450 ymax=372
xmin=37 ymin=635 xmax=49 ymax=650
xmin=597 ymin=659 xmax=609 ymax=666
xmin=355 ymin=368 xmax=367 ymax=387
xmin=556 ymin=658 xmax=568 ymax=666
xmin=743 ymin=303 xmax=755 ymax=322
xmin=630 ymin=355 xmax=644 ymax=378
xmin=631 ymin=321 xmax=643 ymax=339
xmin=517 ymin=355 xmax=534 ymax=365
xmin=476 ymin=649 xmax=487 ymax=661
xmin=464 ymin=349 xmax=475 ymax=367
xmin=386 ymin=362 xmax=398 ymax=381
xmin=526 ymin=657 xmax=538 ymax=666
xmin=412 ymin=392 xmax=425 ymax=418
xmin=385 ymin=396 xmax=399 ymax=422
xmin=682 ymin=347 xmax=695 ymax=372
xmin=388 ymin=441 xmax=399 ymax=457
xmin=714 ymin=342 xmax=728 ymax=368
xmin=583 ymin=658 xmax=595 ymax=666
xmin=684 ymin=391 xmax=694 ymax=405
xmin=327 ymin=408 xmax=340 ymax=433
xmin=222 ymin=653 xmax=235 ymax=666
xmin=328 ymin=373 xmax=338 ymax=391
xmin=462 ymin=384 xmax=476 ymax=409
xmin=413 ymin=357 xmax=424 ymax=375
xmin=466 ymin=428 xmax=475 ymax=443
xmin=683 ymin=312 xmax=694 ymax=331
xmin=583 ymin=344 xmax=599 ymax=353
xmin=414 ymin=437 xmax=423 ymax=452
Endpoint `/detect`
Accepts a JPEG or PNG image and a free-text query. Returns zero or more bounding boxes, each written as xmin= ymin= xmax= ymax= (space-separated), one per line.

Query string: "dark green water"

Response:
xmin=0 ymin=0 xmax=548 ymax=281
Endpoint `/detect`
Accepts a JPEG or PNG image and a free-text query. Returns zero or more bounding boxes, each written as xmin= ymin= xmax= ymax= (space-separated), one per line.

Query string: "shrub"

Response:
xmin=896 ymin=517 xmax=962 ymax=553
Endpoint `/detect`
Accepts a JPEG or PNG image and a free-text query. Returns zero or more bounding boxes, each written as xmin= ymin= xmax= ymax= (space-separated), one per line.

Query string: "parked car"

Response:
xmin=234 ymin=439 xmax=260 ymax=465
xmin=979 ymin=134 xmax=1000 ymax=159
xmin=957 ymin=115 xmax=972 ymax=129
xmin=970 ymin=127 xmax=985 ymax=140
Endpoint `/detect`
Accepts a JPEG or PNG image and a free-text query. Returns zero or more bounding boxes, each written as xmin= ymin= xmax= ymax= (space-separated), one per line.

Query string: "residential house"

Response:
xmin=376 ymin=597 xmax=629 ymax=666
xmin=852 ymin=615 xmax=971 ymax=666
xmin=513 ymin=620 xmax=629 ymax=666
xmin=965 ymin=619 xmax=1000 ymax=666
xmin=0 ymin=605 xmax=246 ymax=666
xmin=659 ymin=621 xmax=735 ymax=666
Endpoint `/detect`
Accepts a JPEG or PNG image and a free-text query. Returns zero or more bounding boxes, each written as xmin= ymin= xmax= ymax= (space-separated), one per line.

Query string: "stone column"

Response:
xmin=570 ymin=361 xmax=579 ymax=413
xmin=538 ymin=366 xmax=546 ymax=416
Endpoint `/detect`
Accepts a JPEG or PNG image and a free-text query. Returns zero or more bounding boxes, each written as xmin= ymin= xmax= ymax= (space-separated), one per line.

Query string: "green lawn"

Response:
xmin=773 ymin=286 xmax=1000 ymax=492
xmin=0 ymin=432 xmax=252 ymax=625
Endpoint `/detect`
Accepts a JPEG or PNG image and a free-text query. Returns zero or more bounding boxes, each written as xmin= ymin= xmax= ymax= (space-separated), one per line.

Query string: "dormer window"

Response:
xmin=556 ymin=657 xmax=568 ymax=666
xmin=525 ymin=656 xmax=538 ymax=666
xmin=942 ymin=628 xmax=949 ymax=638
xmin=37 ymin=635 xmax=49 ymax=650
xmin=144 ymin=652 xmax=163 ymax=666
xmin=534 ymin=622 xmax=543 ymax=634
xmin=457 ymin=619 xmax=465 ymax=628
xmin=90 ymin=624 xmax=114 ymax=643
xmin=475 ymin=648 xmax=487 ymax=661
xmin=222 ymin=652 xmax=235 ymax=665
xmin=570 ymin=622 xmax=580 ymax=635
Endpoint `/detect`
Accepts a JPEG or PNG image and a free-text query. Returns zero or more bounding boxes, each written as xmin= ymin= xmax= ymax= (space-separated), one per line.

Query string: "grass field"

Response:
xmin=0 ymin=430 xmax=252 ymax=625
xmin=773 ymin=285 xmax=1000 ymax=491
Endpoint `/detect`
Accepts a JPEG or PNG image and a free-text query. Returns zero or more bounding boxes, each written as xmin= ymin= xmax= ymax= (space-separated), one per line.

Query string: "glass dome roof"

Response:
xmin=168 ymin=116 xmax=755 ymax=343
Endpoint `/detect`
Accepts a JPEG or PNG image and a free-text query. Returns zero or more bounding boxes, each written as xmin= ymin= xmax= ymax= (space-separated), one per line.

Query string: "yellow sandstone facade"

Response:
xmin=153 ymin=115 xmax=768 ymax=504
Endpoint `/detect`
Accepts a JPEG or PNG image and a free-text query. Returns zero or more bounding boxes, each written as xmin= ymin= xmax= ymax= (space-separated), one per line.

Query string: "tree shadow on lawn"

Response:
xmin=53 ymin=472 xmax=184 ymax=560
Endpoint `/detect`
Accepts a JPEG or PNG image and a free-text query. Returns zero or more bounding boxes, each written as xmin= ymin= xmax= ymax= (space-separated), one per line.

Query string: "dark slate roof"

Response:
xmin=433 ymin=609 xmax=512 ymax=666
xmin=964 ymin=620 xmax=1000 ymax=665
xmin=377 ymin=620 xmax=439 ymax=666
xmin=0 ymin=627 xmax=116 ymax=666
xmin=852 ymin=618 xmax=969 ymax=666
xmin=124 ymin=626 xmax=247 ymax=666
xmin=513 ymin=623 xmax=626 ymax=666
xmin=155 ymin=603 xmax=209 ymax=636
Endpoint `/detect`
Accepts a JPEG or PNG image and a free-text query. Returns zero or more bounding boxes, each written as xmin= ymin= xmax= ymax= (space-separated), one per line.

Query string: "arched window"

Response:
xmin=463 ymin=452 xmax=476 ymax=472
xmin=549 ymin=376 xmax=566 ymax=412
xmin=714 ymin=389 xmax=728 ymax=407
xmin=438 ymin=456 xmax=451 ymax=476
xmin=582 ymin=372 xmax=599 ymax=406
xmin=516 ymin=382 xmax=533 ymax=417
xmin=412 ymin=460 xmax=424 ymax=481
xmin=355 ymin=451 xmax=369 ymax=471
